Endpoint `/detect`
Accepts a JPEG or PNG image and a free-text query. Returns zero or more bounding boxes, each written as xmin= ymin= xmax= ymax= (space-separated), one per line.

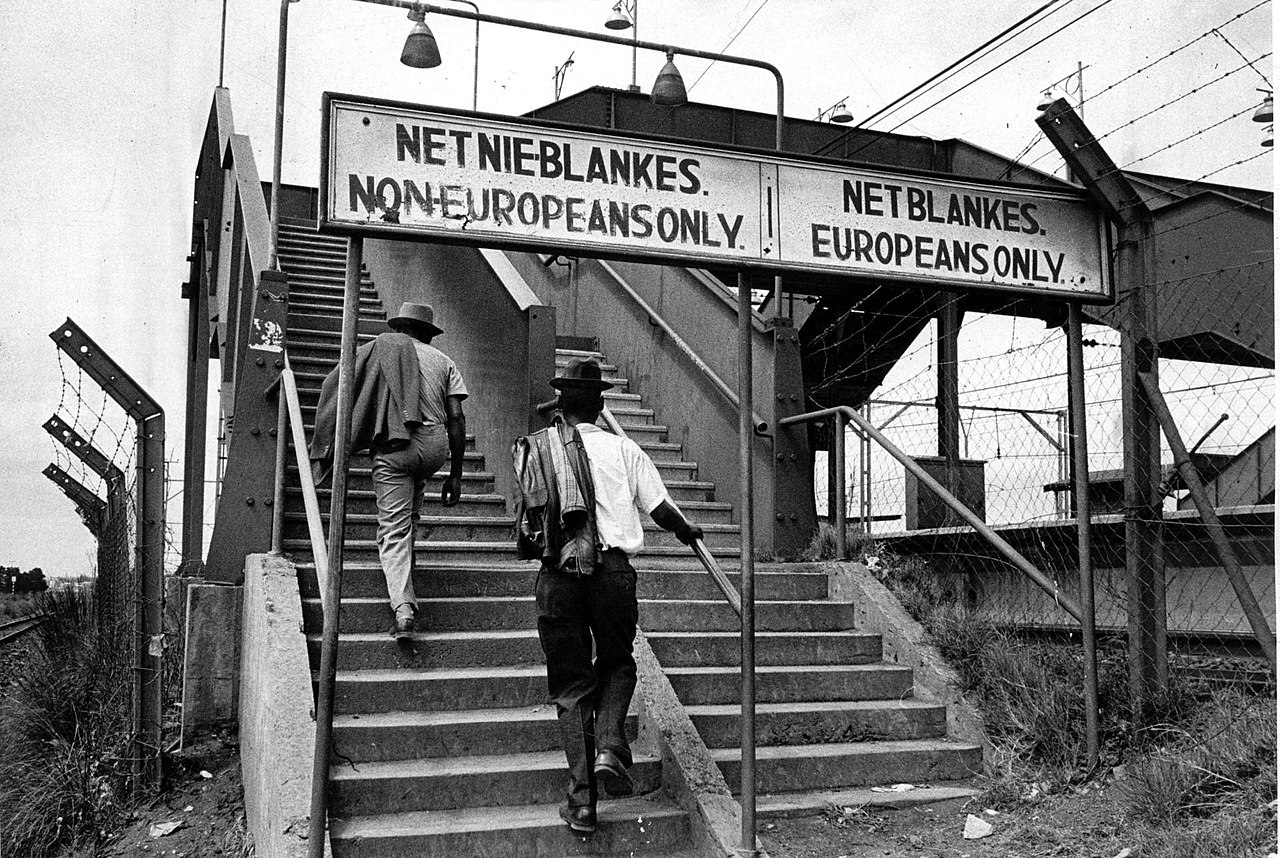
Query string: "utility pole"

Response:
xmin=1038 ymin=99 xmax=1167 ymax=723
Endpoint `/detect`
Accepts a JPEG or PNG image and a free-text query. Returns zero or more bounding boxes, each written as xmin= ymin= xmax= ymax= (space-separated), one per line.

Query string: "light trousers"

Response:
xmin=370 ymin=424 xmax=450 ymax=611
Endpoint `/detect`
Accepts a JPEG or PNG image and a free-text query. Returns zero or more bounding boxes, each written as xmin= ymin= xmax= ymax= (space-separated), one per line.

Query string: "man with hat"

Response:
xmin=311 ymin=301 xmax=467 ymax=638
xmin=512 ymin=358 xmax=703 ymax=834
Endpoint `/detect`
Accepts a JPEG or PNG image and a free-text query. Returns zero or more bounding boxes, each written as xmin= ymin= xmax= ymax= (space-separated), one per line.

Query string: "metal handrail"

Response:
xmin=780 ymin=405 xmax=1084 ymax=623
xmin=595 ymin=260 xmax=770 ymax=436
xmin=269 ymin=362 xmax=331 ymax=612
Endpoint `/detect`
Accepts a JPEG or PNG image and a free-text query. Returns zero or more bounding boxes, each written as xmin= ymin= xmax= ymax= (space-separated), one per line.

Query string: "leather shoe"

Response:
xmin=593 ymin=749 xmax=634 ymax=797
xmin=391 ymin=616 xmax=415 ymax=640
xmin=558 ymin=802 xmax=596 ymax=834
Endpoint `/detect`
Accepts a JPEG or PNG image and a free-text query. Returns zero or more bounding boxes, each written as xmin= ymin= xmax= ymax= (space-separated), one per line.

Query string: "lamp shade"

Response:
xmin=401 ymin=20 xmax=442 ymax=68
xmin=1263 ymin=124 xmax=1274 ymax=148
xmin=1036 ymin=89 xmax=1056 ymax=111
xmin=605 ymin=3 xmax=632 ymax=30
xmin=651 ymin=54 xmax=687 ymax=106
xmin=1253 ymin=94 xmax=1273 ymax=124
xmin=830 ymin=102 xmax=853 ymax=123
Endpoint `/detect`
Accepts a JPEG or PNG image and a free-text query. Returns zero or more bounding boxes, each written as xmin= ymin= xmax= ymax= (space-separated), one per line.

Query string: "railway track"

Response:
xmin=0 ymin=614 xmax=46 ymax=647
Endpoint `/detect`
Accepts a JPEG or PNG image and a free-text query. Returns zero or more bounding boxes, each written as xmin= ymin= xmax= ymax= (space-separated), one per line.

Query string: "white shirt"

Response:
xmin=575 ymin=423 xmax=670 ymax=556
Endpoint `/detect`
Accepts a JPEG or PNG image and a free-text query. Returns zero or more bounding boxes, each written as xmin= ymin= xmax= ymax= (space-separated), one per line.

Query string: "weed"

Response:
xmin=0 ymin=587 xmax=132 ymax=858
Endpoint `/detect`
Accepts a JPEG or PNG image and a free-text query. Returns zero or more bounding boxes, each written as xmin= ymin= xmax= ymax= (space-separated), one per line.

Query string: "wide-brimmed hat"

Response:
xmin=388 ymin=302 xmax=443 ymax=337
xmin=551 ymin=358 xmax=614 ymax=391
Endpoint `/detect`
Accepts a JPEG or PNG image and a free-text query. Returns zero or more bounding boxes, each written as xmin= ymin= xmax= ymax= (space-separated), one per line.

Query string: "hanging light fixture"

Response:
xmin=1036 ymin=88 xmax=1057 ymax=112
xmin=1263 ymin=124 xmax=1273 ymax=148
xmin=829 ymin=100 xmax=853 ymax=123
xmin=401 ymin=7 xmax=442 ymax=69
xmin=651 ymin=51 xmax=687 ymax=106
xmin=1253 ymin=92 xmax=1273 ymax=124
xmin=605 ymin=2 xmax=633 ymax=30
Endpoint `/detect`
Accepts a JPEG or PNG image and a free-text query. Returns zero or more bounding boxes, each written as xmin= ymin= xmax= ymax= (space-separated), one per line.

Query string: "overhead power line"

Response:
xmin=843 ymin=0 xmax=1121 ymax=160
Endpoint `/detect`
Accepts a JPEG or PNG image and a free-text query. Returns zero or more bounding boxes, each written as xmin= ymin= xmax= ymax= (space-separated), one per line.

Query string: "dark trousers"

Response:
xmin=535 ymin=553 xmax=638 ymax=808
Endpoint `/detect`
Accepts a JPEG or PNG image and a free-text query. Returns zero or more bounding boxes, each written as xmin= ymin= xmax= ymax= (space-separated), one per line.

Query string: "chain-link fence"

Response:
xmin=812 ymin=273 xmax=1273 ymax=658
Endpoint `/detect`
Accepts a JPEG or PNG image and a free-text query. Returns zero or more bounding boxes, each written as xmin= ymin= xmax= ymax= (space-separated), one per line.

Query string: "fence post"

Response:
xmin=1037 ymin=98 xmax=1168 ymax=722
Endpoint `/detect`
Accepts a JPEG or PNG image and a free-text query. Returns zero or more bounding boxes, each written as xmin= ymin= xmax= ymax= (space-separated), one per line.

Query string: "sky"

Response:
xmin=1 ymin=0 xmax=1273 ymax=577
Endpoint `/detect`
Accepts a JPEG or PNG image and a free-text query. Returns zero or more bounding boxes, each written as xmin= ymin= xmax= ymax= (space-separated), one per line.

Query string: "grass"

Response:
xmin=0 ymin=586 xmax=133 ymax=858
xmin=859 ymin=545 xmax=1277 ymax=856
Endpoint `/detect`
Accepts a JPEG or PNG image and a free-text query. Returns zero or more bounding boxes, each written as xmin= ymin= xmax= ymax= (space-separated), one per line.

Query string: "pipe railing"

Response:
xmin=269 ymin=362 xmax=331 ymax=612
xmin=596 ymin=260 xmax=770 ymax=435
xmin=779 ymin=405 xmax=1084 ymax=623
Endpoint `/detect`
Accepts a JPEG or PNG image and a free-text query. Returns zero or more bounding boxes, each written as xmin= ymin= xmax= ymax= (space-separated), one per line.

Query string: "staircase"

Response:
xmin=276 ymin=218 xmax=699 ymax=857
xmin=274 ymin=217 xmax=980 ymax=856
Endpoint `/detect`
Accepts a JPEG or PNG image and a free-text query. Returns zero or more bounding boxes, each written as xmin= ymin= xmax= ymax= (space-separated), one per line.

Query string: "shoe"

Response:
xmin=391 ymin=614 xmax=415 ymax=640
xmin=593 ymin=749 xmax=634 ymax=797
xmin=558 ymin=802 xmax=596 ymax=834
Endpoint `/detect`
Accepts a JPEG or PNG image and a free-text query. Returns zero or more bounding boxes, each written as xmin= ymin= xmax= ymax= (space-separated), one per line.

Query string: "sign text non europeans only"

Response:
xmin=321 ymin=95 xmax=1110 ymax=301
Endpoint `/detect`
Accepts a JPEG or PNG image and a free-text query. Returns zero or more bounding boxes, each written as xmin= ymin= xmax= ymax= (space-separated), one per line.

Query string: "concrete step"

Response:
xmin=287 ymin=451 xmax=490 ymax=475
xmin=687 ymin=699 xmax=949 ymax=748
xmin=632 ymin=441 xmax=684 ymax=463
xmin=332 ymin=704 xmax=638 ymax=762
xmin=312 ymin=628 xmax=544 ymax=670
xmin=756 ymin=783 xmax=981 ymax=818
xmin=292 ymin=539 xmax=740 ymax=566
xmin=665 ymin=664 xmax=915 ymax=705
xmin=328 ymin=796 xmax=691 ymax=858
xmin=328 ymin=750 xmax=663 ymax=813
xmin=609 ymin=421 xmax=668 ymax=442
xmin=293 ymin=512 xmax=741 ymax=548
xmin=607 ymin=405 xmax=656 ymax=424
xmin=712 ymin=739 xmax=983 ymax=794
xmin=287 ymin=313 xmax=388 ymax=335
xmin=295 ymin=562 xmax=810 ymax=601
xmin=284 ymin=492 xmax=506 ymax=519
xmin=333 ymin=664 xmax=548 ymax=714
xmin=287 ymin=466 xmax=497 ymax=495
xmin=639 ymin=599 xmax=855 ymax=633
xmin=602 ymin=391 xmax=642 ymax=406
xmin=556 ymin=354 xmax=616 ymax=372
xmin=646 ymin=630 xmax=880 ymax=667
xmin=307 ymin=596 xmax=837 ymax=635
xmin=291 ymin=299 xmax=385 ymax=319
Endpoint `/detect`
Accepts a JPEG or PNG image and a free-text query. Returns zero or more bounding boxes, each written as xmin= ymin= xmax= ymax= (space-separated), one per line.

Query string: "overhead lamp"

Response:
xmin=651 ymin=51 xmax=687 ymax=106
xmin=605 ymin=2 xmax=633 ymax=30
xmin=829 ymin=101 xmax=853 ymax=123
xmin=1253 ymin=92 xmax=1273 ymax=124
xmin=1263 ymin=124 xmax=1273 ymax=148
xmin=1036 ymin=88 xmax=1057 ymax=112
xmin=401 ymin=7 xmax=442 ymax=69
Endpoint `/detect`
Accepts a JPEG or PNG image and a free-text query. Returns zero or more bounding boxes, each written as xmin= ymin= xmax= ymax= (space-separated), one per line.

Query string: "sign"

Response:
xmin=321 ymin=94 xmax=1111 ymax=302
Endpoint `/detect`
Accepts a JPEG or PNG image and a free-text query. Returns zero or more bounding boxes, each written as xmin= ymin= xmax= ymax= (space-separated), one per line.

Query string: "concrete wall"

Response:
xmin=180 ymin=580 xmax=241 ymax=739
xmin=506 ymin=250 xmax=778 ymax=542
xmin=363 ymin=240 xmax=549 ymax=505
xmin=239 ymin=553 xmax=320 ymax=858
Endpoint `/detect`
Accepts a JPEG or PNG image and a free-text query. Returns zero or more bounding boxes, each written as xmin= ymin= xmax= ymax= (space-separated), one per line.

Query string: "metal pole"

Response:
xmin=736 ymin=272 xmax=758 ymax=858
xmin=271 ymin=389 xmax=288 ymax=554
xmin=307 ymin=235 xmax=362 ymax=858
xmin=833 ymin=412 xmax=846 ymax=560
xmin=1066 ymin=303 xmax=1099 ymax=769
xmin=269 ymin=0 xmax=290 ymax=272
xmin=1138 ymin=371 xmax=1277 ymax=668
xmin=631 ymin=0 xmax=638 ymax=91
xmin=139 ymin=414 xmax=166 ymax=791
xmin=440 ymin=0 xmax=480 ymax=110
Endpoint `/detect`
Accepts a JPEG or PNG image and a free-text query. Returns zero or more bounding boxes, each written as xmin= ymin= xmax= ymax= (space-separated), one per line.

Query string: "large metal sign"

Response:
xmin=321 ymin=93 xmax=1111 ymax=302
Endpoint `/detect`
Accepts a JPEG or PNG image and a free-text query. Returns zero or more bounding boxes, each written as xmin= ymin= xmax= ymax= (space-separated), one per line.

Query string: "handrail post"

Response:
xmin=1066 ymin=303 xmax=1099 ymax=769
xmin=308 ymin=235 xmax=362 ymax=858
xmin=833 ymin=412 xmax=846 ymax=560
xmin=270 ymin=385 xmax=288 ymax=554
xmin=736 ymin=272 xmax=758 ymax=858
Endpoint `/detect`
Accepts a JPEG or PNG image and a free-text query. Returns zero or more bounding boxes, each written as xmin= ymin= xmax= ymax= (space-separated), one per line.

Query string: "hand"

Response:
xmin=677 ymin=522 xmax=704 ymax=546
xmin=441 ymin=473 xmax=462 ymax=507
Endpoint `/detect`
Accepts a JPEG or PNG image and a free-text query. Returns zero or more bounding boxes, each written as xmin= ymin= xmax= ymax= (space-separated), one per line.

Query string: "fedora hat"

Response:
xmin=551 ymin=357 xmax=614 ymax=391
xmin=388 ymin=302 xmax=443 ymax=337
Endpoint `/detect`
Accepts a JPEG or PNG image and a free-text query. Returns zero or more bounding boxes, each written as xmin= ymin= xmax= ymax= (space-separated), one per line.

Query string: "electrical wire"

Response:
xmin=844 ymin=0 xmax=1121 ymax=160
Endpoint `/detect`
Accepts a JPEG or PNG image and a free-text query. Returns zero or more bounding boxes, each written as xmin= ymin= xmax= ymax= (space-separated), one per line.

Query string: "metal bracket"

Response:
xmin=49 ymin=318 xmax=162 ymax=421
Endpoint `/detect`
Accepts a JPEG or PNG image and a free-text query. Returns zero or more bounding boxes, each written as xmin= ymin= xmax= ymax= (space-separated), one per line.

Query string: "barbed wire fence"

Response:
xmin=45 ymin=325 xmax=174 ymax=794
